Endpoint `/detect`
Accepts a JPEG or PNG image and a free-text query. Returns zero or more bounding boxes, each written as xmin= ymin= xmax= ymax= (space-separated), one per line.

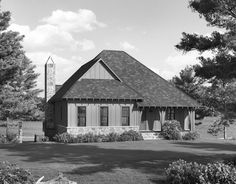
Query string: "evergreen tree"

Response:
xmin=171 ymin=66 xmax=214 ymax=119
xmin=176 ymin=0 xmax=236 ymax=139
xmin=0 ymin=3 xmax=43 ymax=120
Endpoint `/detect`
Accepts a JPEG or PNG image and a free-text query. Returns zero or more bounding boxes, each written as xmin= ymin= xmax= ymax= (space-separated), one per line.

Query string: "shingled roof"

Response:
xmin=50 ymin=50 xmax=199 ymax=107
xmin=64 ymin=79 xmax=143 ymax=100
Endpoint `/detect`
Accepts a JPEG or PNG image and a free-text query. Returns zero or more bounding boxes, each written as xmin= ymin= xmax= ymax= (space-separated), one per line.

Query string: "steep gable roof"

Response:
xmin=50 ymin=50 xmax=199 ymax=107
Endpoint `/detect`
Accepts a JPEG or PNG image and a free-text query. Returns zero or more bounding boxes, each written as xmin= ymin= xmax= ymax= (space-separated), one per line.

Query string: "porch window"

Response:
xmin=78 ymin=106 xmax=86 ymax=126
xmin=122 ymin=107 xmax=130 ymax=126
xmin=100 ymin=106 xmax=108 ymax=126
xmin=166 ymin=108 xmax=175 ymax=120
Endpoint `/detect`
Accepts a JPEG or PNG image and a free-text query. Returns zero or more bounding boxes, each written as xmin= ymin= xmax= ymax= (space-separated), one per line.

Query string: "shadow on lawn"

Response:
xmin=171 ymin=140 xmax=236 ymax=152
xmin=0 ymin=141 xmax=235 ymax=183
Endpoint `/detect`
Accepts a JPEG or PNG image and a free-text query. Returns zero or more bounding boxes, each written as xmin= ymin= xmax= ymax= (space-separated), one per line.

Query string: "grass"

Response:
xmin=0 ymin=140 xmax=236 ymax=184
xmin=196 ymin=117 xmax=236 ymax=140
xmin=0 ymin=117 xmax=235 ymax=183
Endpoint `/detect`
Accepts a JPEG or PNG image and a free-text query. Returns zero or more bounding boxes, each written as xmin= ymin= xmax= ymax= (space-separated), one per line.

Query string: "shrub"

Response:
xmin=182 ymin=131 xmax=200 ymax=140
xmin=160 ymin=120 xmax=182 ymax=140
xmin=0 ymin=161 xmax=35 ymax=184
xmin=54 ymin=130 xmax=143 ymax=143
xmin=107 ymin=132 xmax=120 ymax=142
xmin=34 ymin=135 xmax=49 ymax=142
xmin=203 ymin=162 xmax=236 ymax=184
xmin=166 ymin=159 xmax=236 ymax=184
xmin=0 ymin=135 xmax=7 ymax=144
xmin=6 ymin=132 xmax=18 ymax=142
xmin=166 ymin=159 xmax=204 ymax=184
xmin=224 ymin=157 xmax=236 ymax=167
xmin=0 ymin=132 xmax=18 ymax=144
xmin=119 ymin=130 xmax=143 ymax=141
xmin=53 ymin=132 xmax=76 ymax=143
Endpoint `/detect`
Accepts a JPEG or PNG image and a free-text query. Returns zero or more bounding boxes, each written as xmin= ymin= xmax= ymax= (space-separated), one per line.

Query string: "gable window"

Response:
xmin=100 ymin=106 xmax=108 ymax=126
xmin=121 ymin=107 xmax=130 ymax=126
xmin=166 ymin=108 xmax=175 ymax=120
xmin=78 ymin=106 xmax=86 ymax=126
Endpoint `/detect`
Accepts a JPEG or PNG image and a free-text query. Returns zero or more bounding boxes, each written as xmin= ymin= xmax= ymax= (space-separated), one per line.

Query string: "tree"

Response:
xmin=171 ymin=66 xmax=205 ymax=99
xmin=171 ymin=66 xmax=214 ymax=119
xmin=176 ymin=0 xmax=236 ymax=139
xmin=0 ymin=3 xmax=43 ymax=121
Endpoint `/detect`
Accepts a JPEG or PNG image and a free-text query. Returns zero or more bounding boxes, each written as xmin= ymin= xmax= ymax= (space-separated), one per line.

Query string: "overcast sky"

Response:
xmin=2 ymin=0 xmax=218 ymax=94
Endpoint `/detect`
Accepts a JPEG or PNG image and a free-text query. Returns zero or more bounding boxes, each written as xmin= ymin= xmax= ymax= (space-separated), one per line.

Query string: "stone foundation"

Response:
xmin=62 ymin=126 xmax=139 ymax=135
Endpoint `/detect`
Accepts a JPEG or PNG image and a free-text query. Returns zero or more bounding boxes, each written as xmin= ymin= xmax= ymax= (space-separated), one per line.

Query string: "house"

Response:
xmin=44 ymin=50 xmax=199 ymax=138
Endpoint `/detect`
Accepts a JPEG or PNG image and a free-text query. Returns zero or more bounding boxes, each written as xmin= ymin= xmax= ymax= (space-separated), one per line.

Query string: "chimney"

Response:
xmin=45 ymin=56 xmax=55 ymax=102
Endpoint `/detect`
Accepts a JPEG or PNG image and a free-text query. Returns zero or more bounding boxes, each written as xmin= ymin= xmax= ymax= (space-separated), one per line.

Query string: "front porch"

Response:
xmin=139 ymin=107 xmax=196 ymax=132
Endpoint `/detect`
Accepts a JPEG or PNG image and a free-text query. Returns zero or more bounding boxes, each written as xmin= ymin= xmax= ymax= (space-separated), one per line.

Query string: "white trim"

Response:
xmin=98 ymin=58 xmax=123 ymax=82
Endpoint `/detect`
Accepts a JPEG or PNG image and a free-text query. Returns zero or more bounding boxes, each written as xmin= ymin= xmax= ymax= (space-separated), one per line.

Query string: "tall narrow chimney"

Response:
xmin=45 ymin=56 xmax=55 ymax=102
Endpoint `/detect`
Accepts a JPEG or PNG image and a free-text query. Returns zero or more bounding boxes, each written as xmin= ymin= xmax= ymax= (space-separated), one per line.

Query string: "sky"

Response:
xmin=2 ymin=0 xmax=218 ymax=95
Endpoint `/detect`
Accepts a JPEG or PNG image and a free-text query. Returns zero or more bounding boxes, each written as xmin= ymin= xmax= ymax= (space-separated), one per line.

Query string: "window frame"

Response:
xmin=77 ymin=106 xmax=86 ymax=127
xmin=100 ymin=106 xmax=109 ymax=126
xmin=121 ymin=106 xmax=130 ymax=126
xmin=166 ymin=108 xmax=176 ymax=120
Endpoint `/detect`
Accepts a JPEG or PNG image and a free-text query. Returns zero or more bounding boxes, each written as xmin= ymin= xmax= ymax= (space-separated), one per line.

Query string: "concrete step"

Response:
xmin=141 ymin=132 xmax=161 ymax=140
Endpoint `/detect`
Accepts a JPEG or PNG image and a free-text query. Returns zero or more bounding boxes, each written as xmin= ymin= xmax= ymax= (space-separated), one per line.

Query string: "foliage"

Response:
xmin=208 ymin=115 xmax=236 ymax=138
xmin=0 ymin=132 xmax=18 ymax=144
xmin=171 ymin=66 xmax=215 ymax=118
xmin=182 ymin=131 xmax=200 ymax=140
xmin=160 ymin=120 xmax=182 ymax=140
xmin=0 ymin=2 xmax=42 ymax=121
xmin=0 ymin=161 xmax=35 ymax=184
xmin=224 ymin=157 xmax=236 ymax=168
xmin=53 ymin=130 xmax=143 ymax=143
xmin=119 ymin=130 xmax=143 ymax=141
xmin=6 ymin=132 xmax=18 ymax=142
xmin=106 ymin=132 xmax=120 ymax=142
xmin=34 ymin=135 xmax=49 ymax=142
xmin=166 ymin=159 xmax=236 ymax=184
xmin=171 ymin=66 xmax=205 ymax=100
xmin=177 ymin=0 xmax=236 ymax=139
xmin=53 ymin=132 xmax=75 ymax=143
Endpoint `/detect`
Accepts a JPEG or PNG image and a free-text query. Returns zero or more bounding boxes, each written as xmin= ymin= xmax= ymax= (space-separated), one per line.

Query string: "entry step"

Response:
xmin=141 ymin=132 xmax=161 ymax=140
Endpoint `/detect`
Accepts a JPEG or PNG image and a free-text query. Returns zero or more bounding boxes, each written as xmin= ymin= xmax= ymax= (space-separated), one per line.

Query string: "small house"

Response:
xmin=44 ymin=50 xmax=199 ymax=138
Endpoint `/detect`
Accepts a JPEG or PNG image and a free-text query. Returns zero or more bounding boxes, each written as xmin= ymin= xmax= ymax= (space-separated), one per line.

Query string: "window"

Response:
xmin=100 ymin=107 xmax=108 ymax=126
xmin=166 ymin=108 xmax=175 ymax=120
xmin=78 ymin=106 xmax=86 ymax=126
xmin=122 ymin=107 xmax=130 ymax=126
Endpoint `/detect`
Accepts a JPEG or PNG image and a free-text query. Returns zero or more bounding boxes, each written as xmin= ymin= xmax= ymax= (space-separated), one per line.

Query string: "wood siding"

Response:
xmin=80 ymin=61 xmax=115 ymax=80
xmin=140 ymin=107 xmax=192 ymax=131
xmin=67 ymin=101 xmax=141 ymax=127
xmin=54 ymin=100 xmax=67 ymax=127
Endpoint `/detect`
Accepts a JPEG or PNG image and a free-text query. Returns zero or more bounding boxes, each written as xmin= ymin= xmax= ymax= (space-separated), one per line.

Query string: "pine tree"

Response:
xmin=176 ymin=0 xmax=236 ymax=139
xmin=0 ymin=4 xmax=43 ymax=120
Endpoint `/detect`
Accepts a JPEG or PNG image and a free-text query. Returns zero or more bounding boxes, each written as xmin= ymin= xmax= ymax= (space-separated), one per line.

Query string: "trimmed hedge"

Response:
xmin=0 ymin=161 xmax=35 ymax=184
xmin=53 ymin=130 xmax=143 ymax=143
xmin=166 ymin=159 xmax=236 ymax=184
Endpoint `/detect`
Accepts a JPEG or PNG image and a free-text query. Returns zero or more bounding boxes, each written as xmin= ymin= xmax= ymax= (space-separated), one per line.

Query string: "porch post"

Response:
xmin=190 ymin=109 xmax=195 ymax=131
xmin=159 ymin=108 xmax=166 ymax=130
xmin=187 ymin=108 xmax=195 ymax=131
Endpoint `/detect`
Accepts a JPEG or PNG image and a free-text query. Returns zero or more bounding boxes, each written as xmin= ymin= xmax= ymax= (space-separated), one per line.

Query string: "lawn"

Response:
xmin=0 ymin=140 xmax=236 ymax=184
